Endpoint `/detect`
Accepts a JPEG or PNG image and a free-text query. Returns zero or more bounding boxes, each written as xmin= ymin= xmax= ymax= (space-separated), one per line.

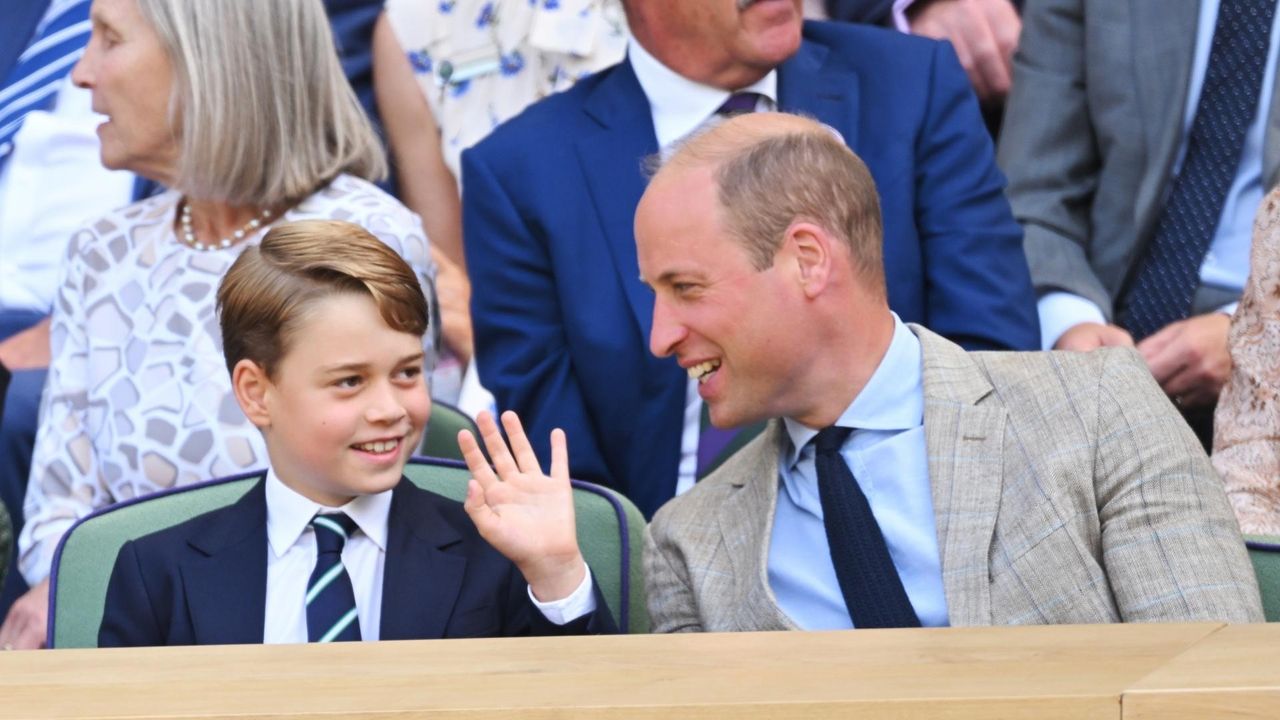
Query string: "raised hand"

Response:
xmin=459 ymin=411 xmax=585 ymax=602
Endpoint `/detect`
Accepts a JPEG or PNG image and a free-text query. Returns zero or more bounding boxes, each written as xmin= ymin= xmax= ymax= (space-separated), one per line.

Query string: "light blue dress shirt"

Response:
xmin=1037 ymin=2 xmax=1280 ymax=348
xmin=768 ymin=316 xmax=949 ymax=629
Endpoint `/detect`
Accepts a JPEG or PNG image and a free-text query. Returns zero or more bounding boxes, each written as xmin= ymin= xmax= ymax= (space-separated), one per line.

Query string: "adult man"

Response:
xmin=997 ymin=0 xmax=1280 ymax=443
xmin=463 ymin=0 xmax=1039 ymax=518
xmin=640 ymin=113 xmax=1261 ymax=632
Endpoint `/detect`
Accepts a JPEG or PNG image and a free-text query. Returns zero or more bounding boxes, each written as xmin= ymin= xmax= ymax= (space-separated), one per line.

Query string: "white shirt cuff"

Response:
xmin=892 ymin=0 xmax=918 ymax=32
xmin=527 ymin=568 xmax=597 ymax=625
xmin=1037 ymin=291 xmax=1108 ymax=350
xmin=1216 ymin=302 xmax=1239 ymax=317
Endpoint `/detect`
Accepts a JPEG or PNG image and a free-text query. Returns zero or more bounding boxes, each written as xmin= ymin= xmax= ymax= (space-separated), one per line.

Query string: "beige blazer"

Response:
xmin=645 ymin=326 xmax=1263 ymax=632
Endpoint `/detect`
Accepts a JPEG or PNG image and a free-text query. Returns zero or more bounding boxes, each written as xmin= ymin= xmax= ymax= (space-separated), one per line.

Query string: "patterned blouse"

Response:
xmin=19 ymin=175 xmax=437 ymax=584
xmin=1214 ymin=186 xmax=1280 ymax=536
xmin=385 ymin=0 xmax=628 ymax=178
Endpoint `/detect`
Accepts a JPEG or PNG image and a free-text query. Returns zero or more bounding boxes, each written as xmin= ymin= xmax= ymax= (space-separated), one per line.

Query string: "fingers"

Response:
xmin=549 ymin=428 xmax=569 ymax=483
xmin=474 ymin=410 xmax=519 ymax=480
xmin=463 ymin=478 xmax=499 ymax=533
xmin=458 ymin=427 xmax=497 ymax=490
xmin=500 ymin=410 xmax=542 ymax=476
xmin=1138 ymin=323 xmax=1185 ymax=385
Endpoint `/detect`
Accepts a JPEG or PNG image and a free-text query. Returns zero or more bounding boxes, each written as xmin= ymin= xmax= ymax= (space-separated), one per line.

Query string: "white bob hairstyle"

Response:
xmin=137 ymin=0 xmax=387 ymax=206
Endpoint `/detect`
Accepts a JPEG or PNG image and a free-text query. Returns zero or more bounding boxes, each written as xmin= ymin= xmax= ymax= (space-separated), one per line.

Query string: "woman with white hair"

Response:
xmin=0 ymin=0 xmax=436 ymax=649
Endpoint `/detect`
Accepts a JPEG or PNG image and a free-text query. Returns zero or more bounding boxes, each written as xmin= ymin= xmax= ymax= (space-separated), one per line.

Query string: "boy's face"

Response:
xmin=238 ymin=292 xmax=431 ymax=507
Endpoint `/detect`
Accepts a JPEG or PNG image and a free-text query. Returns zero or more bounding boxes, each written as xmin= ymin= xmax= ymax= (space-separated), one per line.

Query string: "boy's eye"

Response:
xmin=396 ymin=365 xmax=423 ymax=381
xmin=335 ymin=375 xmax=362 ymax=389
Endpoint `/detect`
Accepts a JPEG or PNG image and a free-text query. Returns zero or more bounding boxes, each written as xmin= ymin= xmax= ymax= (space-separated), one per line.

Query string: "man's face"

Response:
xmin=637 ymin=165 xmax=807 ymax=428
xmin=631 ymin=0 xmax=804 ymax=88
xmin=250 ymin=293 xmax=430 ymax=507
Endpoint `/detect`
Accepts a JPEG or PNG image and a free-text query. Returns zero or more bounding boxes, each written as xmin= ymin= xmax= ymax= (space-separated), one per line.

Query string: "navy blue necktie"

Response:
xmin=813 ymin=427 xmax=920 ymax=628
xmin=306 ymin=513 xmax=362 ymax=643
xmin=1118 ymin=0 xmax=1278 ymax=339
xmin=0 ymin=0 xmax=91 ymax=166
xmin=717 ymin=92 xmax=762 ymax=116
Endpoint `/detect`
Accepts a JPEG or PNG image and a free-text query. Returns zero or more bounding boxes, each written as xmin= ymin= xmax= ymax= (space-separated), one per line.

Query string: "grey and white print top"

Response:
xmin=18 ymin=174 xmax=437 ymax=585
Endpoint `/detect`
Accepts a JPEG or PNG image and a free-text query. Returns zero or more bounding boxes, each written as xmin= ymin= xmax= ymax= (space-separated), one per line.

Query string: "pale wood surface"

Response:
xmin=1124 ymin=623 xmax=1280 ymax=719
xmin=0 ymin=624 xmax=1224 ymax=720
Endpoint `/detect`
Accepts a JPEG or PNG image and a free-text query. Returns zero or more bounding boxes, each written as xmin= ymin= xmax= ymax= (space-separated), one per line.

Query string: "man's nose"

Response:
xmin=649 ymin=297 xmax=687 ymax=358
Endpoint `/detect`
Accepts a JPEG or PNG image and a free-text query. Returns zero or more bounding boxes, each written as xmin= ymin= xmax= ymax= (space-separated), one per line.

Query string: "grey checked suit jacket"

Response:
xmin=644 ymin=326 xmax=1263 ymax=632
xmin=997 ymin=0 xmax=1280 ymax=316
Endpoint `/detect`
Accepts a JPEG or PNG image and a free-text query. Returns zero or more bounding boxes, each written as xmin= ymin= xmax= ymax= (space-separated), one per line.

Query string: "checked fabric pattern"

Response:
xmin=307 ymin=513 xmax=362 ymax=643
xmin=1118 ymin=0 xmax=1279 ymax=339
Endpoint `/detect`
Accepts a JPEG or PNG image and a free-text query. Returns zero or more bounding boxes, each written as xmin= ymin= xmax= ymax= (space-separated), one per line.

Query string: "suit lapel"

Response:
xmin=1130 ymin=0 xmax=1202 ymax=236
xmin=179 ymin=479 xmax=269 ymax=645
xmin=914 ymin=326 xmax=1006 ymax=627
xmin=715 ymin=421 xmax=797 ymax=631
xmin=778 ymin=34 xmax=858 ymax=151
xmin=378 ymin=481 xmax=468 ymax=641
xmin=575 ymin=57 xmax=661 ymax=340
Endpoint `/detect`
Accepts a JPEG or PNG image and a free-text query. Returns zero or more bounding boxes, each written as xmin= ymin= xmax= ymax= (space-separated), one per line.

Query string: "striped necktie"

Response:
xmin=306 ymin=513 xmax=362 ymax=643
xmin=0 ymin=0 xmax=92 ymax=165
xmin=1117 ymin=0 xmax=1278 ymax=339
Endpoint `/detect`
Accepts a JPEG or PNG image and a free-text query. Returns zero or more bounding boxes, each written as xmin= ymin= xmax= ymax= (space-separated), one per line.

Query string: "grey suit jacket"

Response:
xmin=644 ymin=326 xmax=1263 ymax=632
xmin=997 ymin=0 xmax=1280 ymax=316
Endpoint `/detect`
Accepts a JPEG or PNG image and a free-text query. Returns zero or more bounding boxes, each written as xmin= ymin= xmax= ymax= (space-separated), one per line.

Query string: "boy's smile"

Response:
xmin=247 ymin=291 xmax=431 ymax=507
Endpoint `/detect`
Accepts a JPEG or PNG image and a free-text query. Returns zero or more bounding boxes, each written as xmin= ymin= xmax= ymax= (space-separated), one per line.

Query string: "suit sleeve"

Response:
xmin=1212 ymin=199 xmax=1280 ymax=536
xmin=914 ymin=39 xmax=1040 ymax=351
xmin=996 ymin=0 xmax=1112 ymax=315
xmin=643 ymin=523 xmax=703 ymax=633
xmin=501 ymin=561 xmax=618 ymax=636
xmin=461 ymin=148 xmax=615 ymax=488
xmin=98 ymin=540 xmax=166 ymax=647
xmin=1093 ymin=349 xmax=1263 ymax=622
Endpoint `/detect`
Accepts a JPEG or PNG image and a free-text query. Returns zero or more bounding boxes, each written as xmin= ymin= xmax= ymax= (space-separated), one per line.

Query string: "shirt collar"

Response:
xmin=264 ymin=467 xmax=393 ymax=558
xmin=782 ymin=314 xmax=924 ymax=468
xmin=627 ymin=35 xmax=778 ymax=149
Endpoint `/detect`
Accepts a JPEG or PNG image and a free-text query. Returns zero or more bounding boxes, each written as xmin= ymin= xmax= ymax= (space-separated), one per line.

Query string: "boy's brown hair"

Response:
xmin=217 ymin=219 xmax=429 ymax=377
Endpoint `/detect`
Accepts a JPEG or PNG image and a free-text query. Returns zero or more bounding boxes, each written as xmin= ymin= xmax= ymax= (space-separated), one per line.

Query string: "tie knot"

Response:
xmin=717 ymin=92 xmax=761 ymax=116
xmin=813 ymin=426 xmax=853 ymax=454
xmin=311 ymin=513 xmax=357 ymax=554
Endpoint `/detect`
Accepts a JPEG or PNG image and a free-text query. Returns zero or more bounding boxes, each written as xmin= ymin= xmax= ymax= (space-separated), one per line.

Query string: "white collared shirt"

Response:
xmin=626 ymin=36 xmax=778 ymax=496
xmin=262 ymin=469 xmax=596 ymax=643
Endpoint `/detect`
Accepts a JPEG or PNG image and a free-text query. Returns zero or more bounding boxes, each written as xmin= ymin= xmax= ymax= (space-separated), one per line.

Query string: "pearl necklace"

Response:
xmin=179 ymin=199 xmax=274 ymax=252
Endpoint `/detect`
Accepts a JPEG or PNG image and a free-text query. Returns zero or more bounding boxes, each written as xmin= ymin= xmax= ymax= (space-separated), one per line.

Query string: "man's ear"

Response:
xmin=231 ymin=359 xmax=273 ymax=429
xmin=785 ymin=221 xmax=834 ymax=299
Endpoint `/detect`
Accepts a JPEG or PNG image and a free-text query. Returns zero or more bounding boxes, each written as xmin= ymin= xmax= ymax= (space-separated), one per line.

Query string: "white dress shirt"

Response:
xmin=1037 ymin=1 xmax=1280 ymax=348
xmin=627 ymin=37 xmax=778 ymax=496
xmin=261 ymin=469 xmax=595 ymax=643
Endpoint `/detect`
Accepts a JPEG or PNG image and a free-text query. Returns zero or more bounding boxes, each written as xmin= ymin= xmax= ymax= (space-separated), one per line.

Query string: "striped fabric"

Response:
xmin=0 ymin=0 xmax=91 ymax=162
xmin=306 ymin=513 xmax=362 ymax=643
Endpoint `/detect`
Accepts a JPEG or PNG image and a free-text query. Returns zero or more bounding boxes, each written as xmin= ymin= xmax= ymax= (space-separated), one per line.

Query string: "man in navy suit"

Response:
xmin=462 ymin=0 xmax=1038 ymax=518
xmin=99 ymin=220 xmax=613 ymax=647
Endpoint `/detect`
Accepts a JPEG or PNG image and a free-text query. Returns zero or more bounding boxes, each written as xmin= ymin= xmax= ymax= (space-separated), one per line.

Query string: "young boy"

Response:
xmin=98 ymin=220 xmax=614 ymax=646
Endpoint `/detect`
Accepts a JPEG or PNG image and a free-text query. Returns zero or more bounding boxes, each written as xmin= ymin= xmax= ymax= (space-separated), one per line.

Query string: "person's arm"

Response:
xmin=643 ymin=522 xmax=703 ymax=633
xmin=1095 ymin=348 xmax=1263 ymax=622
xmin=0 ymin=317 xmax=51 ymax=370
xmin=996 ymin=0 xmax=1111 ymax=320
xmin=371 ymin=12 xmax=465 ymax=270
xmin=98 ymin=541 xmax=166 ymax=647
xmin=458 ymin=411 xmax=617 ymax=635
xmin=898 ymin=0 xmax=1021 ymax=103
xmin=1 ymin=229 xmax=100 ymax=649
xmin=461 ymin=147 xmax=615 ymax=489
xmin=1213 ymin=203 xmax=1280 ymax=535
xmin=914 ymin=39 xmax=1040 ymax=351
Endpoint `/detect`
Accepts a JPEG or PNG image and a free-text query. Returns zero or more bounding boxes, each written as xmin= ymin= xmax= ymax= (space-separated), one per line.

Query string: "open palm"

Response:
xmin=460 ymin=411 xmax=584 ymax=600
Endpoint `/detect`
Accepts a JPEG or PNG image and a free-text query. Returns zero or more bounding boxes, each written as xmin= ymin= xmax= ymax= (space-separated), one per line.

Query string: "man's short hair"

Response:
xmin=138 ymin=0 xmax=386 ymax=206
xmin=217 ymin=220 xmax=429 ymax=378
xmin=665 ymin=113 xmax=886 ymax=295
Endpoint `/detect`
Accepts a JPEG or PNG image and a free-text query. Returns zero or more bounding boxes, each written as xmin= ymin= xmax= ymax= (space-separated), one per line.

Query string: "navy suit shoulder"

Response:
xmin=0 ymin=0 xmax=49 ymax=81
xmin=99 ymin=477 xmax=614 ymax=647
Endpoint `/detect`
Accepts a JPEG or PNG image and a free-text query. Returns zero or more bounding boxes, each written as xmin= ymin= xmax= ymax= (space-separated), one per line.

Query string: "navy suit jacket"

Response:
xmin=99 ymin=478 xmax=615 ymax=646
xmin=462 ymin=21 xmax=1038 ymax=518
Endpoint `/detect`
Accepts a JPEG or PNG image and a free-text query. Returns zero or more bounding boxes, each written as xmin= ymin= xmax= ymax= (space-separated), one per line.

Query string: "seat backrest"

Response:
xmin=49 ymin=457 xmax=648 ymax=647
xmin=1246 ymin=535 xmax=1280 ymax=622
xmin=420 ymin=400 xmax=478 ymax=461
